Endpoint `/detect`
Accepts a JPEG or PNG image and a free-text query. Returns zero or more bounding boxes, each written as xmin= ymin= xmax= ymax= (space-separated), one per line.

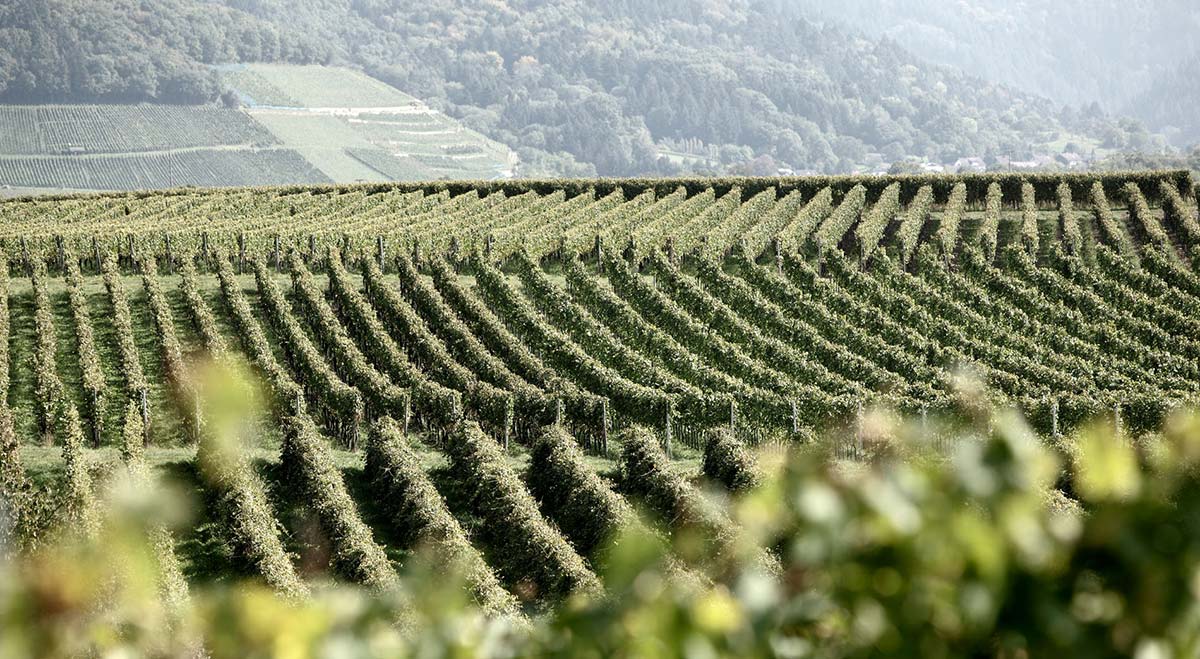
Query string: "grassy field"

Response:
xmin=226 ymin=64 xmax=419 ymax=109
xmin=226 ymin=65 xmax=515 ymax=182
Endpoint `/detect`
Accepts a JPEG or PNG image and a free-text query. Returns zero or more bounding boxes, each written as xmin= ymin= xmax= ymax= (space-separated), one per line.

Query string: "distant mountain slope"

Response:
xmin=792 ymin=0 xmax=1200 ymax=112
xmin=0 ymin=0 xmax=1163 ymax=176
xmin=222 ymin=0 xmax=1153 ymax=175
xmin=1129 ymin=49 xmax=1200 ymax=147
xmin=0 ymin=0 xmax=330 ymax=104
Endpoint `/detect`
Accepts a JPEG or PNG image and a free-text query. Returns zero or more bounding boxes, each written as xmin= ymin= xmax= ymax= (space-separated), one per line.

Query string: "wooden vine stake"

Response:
xmin=140 ymin=388 xmax=151 ymax=447
xmin=193 ymin=390 xmax=202 ymax=444
xmin=55 ymin=235 xmax=65 ymax=272
xmin=600 ymin=399 xmax=610 ymax=457
xmin=664 ymin=399 xmax=674 ymax=460
xmin=855 ymin=400 xmax=864 ymax=460
xmin=91 ymin=391 xmax=102 ymax=449
xmin=502 ymin=396 xmax=514 ymax=451
xmin=402 ymin=394 xmax=411 ymax=436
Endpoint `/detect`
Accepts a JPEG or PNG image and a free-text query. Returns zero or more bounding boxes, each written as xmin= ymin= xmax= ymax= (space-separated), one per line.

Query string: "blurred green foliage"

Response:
xmin=9 ymin=382 xmax=1200 ymax=657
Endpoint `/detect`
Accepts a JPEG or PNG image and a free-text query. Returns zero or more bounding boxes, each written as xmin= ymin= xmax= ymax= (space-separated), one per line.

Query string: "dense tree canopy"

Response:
xmin=0 ymin=0 xmax=1160 ymax=175
xmin=1131 ymin=49 xmax=1200 ymax=148
xmin=235 ymin=0 xmax=1147 ymax=175
xmin=0 ymin=0 xmax=329 ymax=104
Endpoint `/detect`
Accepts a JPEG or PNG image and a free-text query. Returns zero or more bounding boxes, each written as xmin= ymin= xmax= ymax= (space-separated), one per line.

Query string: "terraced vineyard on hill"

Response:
xmin=1 ymin=170 xmax=1197 ymax=613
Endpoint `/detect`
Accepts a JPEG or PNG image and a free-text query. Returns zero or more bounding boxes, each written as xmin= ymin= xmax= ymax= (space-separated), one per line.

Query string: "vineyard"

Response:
xmin=0 ymin=149 xmax=330 ymax=192
xmin=1 ymin=169 xmax=1198 ymax=619
xmin=0 ymin=105 xmax=278 ymax=155
xmin=0 ymin=104 xmax=331 ymax=192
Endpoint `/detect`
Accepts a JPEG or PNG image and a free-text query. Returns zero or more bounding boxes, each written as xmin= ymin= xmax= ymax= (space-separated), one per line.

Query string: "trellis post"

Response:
xmin=664 ymin=399 xmax=674 ymax=460
xmin=855 ymin=400 xmax=864 ymax=459
xmin=600 ymin=399 xmax=610 ymax=457
xmin=140 ymin=388 xmax=151 ymax=447
xmin=193 ymin=390 xmax=202 ymax=443
xmin=502 ymin=396 xmax=514 ymax=451
xmin=402 ymin=394 xmax=411 ymax=436
xmin=91 ymin=391 xmax=102 ymax=449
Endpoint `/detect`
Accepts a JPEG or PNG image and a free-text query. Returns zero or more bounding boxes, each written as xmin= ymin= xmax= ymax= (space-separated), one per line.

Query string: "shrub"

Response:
xmin=444 ymin=421 xmax=602 ymax=602
xmin=701 ymin=429 xmax=760 ymax=493
xmin=280 ymin=414 xmax=397 ymax=591
xmin=527 ymin=425 xmax=641 ymax=559
xmin=195 ymin=420 xmax=308 ymax=598
xmin=619 ymin=426 xmax=777 ymax=575
xmin=364 ymin=418 xmax=518 ymax=615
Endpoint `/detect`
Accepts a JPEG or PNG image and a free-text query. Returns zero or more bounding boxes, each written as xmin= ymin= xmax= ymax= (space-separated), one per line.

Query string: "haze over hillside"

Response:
xmin=0 ymin=0 xmax=1182 ymax=182
xmin=0 ymin=66 xmax=515 ymax=195
xmin=794 ymin=0 xmax=1200 ymax=148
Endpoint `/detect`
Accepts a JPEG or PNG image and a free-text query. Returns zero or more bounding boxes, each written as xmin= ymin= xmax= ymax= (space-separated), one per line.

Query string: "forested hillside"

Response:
xmin=793 ymin=0 xmax=1200 ymax=116
xmin=234 ymin=0 xmax=1144 ymax=175
xmin=0 ymin=0 xmax=329 ymax=104
xmin=0 ymin=0 xmax=1155 ymax=176
xmin=1132 ymin=49 xmax=1200 ymax=147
